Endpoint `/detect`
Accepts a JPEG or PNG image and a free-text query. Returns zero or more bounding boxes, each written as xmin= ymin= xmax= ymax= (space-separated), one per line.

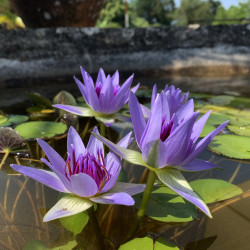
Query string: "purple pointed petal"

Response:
xmin=92 ymin=133 xmax=149 ymax=168
xmin=37 ymin=138 xmax=65 ymax=174
xmin=67 ymin=127 xmax=85 ymax=160
xmin=129 ymin=92 xmax=146 ymax=146
xmin=99 ymin=75 xmax=113 ymax=113
xmin=164 ymin=112 xmax=199 ymax=165
xmin=151 ymin=84 xmax=157 ymax=107
xmin=140 ymin=104 xmax=151 ymax=119
xmin=80 ymin=67 xmax=94 ymax=87
xmin=40 ymin=158 xmax=72 ymax=191
xmin=90 ymin=192 xmax=134 ymax=205
xmin=53 ymin=104 xmax=94 ymax=117
xmin=117 ymin=131 xmax=133 ymax=148
xmin=43 ymin=195 xmax=94 ymax=222
xmin=74 ymin=76 xmax=89 ymax=104
xmin=70 ymin=173 xmax=98 ymax=197
xmin=111 ymin=70 xmax=119 ymax=86
xmin=179 ymin=159 xmax=222 ymax=171
xmin=140 ymin=94 xmax=162 ymax=149
xmin=110 ymin=182 xmax=146 ymax=195
xmin=87 ymin=126 xmax=104 ymax=155
xmin=111 ymin=74 xmax=134 ymax=111
xmin=96 ymin=68 xmax=106 ymax=84
xmin=114 ymin=113 xmax=132 ymax=123
xmin=191 ymin=111 xmax=211 ymax=144
xmin=181 ymin=121 xmax=229 ymax=166
xmin=155 ymin=168 xmax=212 ymax=218
xmin=175 ymin=99 xmax=194 ymax=122
xmin=130 ymin=83 xmax=140 ymax=94
xmin=10 ymin=164 xmax=69 ymax=193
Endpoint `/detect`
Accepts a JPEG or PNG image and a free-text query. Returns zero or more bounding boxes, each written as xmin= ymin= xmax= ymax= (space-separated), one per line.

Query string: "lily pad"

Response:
xmin=190 ymin=179 xmax=242 ymax=204
xmin=134 ymin=186 xmax=197 ymax=223
xmin=60 ymin=211 xmax=89 ymax=235
xmin=15 ymin=121 xmax=67 ymax=140
xmin=228 ymin=125 xmax=250 ymax=136
xmin=209 ymin=134 xmax=250 ymax=159
xmin=27 ymin=92 xmax=52 ymax=107
xmin=0 ymin=127 xmax=24 ymax=152
xmin=53 ymin=90 xmax=77 ymax=106
xmin=209 ymin=95 xmax=234 ymax=106
xmin=119 ymin=236 xmax=179 ymax=250
xmin=0 ymin=115 xmax=29 ymax=127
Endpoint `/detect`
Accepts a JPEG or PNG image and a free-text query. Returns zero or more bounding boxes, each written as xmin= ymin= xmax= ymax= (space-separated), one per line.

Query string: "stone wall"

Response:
xmin=1 ymin=25 xmax=250 ymax=106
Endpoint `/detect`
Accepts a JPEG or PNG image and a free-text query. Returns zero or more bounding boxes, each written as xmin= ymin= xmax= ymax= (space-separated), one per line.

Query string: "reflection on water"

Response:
xmin=0 ymin=96 xmax=250 ymax=249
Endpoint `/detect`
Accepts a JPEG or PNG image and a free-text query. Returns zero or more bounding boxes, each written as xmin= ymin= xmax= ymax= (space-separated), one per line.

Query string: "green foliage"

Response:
xmin=213 ymin=1 xmax=250 ymax=25
xmin=174 ymin=0 xmax=220 ymax=25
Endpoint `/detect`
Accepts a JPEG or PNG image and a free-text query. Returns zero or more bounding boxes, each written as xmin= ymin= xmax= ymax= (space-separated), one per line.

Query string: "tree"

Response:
xmin=132 ymin=0 xmax=176 ymax=26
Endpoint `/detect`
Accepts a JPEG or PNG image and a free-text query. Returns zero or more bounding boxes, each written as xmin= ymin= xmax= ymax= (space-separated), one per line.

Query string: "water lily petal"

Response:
xmin=110 ymin=182 xmax=146 ymax=195
xmin=191 ymin=111 xmax=211 ymax=144
xmin=179 ymin=159 xmax=221 ymax=171
xmin=164 ymin=112 xmax=199 ymax=165
xmin=129 ymin=92 xmax=146 ymax=146
xmin=155 ymin=168 xmax=211 ymax=218
xmin=96 ymin=68 xmax=106 ymax=84
xmin=130 ymin=83 xmax=140 ymax=94
xmin=70 ymin=173 xmax=98 ymax=197
xmin=90 ymin=192 xmax=134 ymax=205
xmin=151 ymin=84 xmax=157 ymax=107
xmin=100 ymin=75 xmax=113 ymax=113
xmin=37 ymin=138 xmax=65 ymax=174
xmin=114 ymin=113 xmax=132 ymax=123
xmin=10 ymin=164 xmax=69 ymax=193
xmin=111 ymin=74 xmax=134 ymax=112
xmin=175 ymin=99 xmax=194 ymax=122
xmin=67 ymin=127 xmax=85 ymax=160
xmin=74 ymin=76 xmax=89 ymax=104
xmin=111 ymin=70 xmax=119 ymax=86
xmin=140 ymin=94 xmax=162 ymax=149
xmin=43 ymin=195 xmax=94 ymax=222
xmin=53 ymin=104 xmax=94 ymax=117
xmin=181 ymin=121 xmax=229 ymax=166
xmin=87 ymin=126 xmax=104 ymax=156
xmin=140 ymin=104 xmax=151 ymax=119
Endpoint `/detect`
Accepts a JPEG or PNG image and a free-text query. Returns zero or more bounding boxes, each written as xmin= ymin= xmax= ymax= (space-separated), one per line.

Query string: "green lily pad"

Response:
xmin=209 ymin=134 xmax=250 ymax=159
xmin=119 ymin=236 xmax=179 ymax=250
xmin=60 ymin=211 xmax=89 ymax=235
xmin=209 ymin=95 xmax=234 ymax=105
xmin=0 ymin=115 xmax=7 ymax=125
xmin=24 ymin=240 xmax=48 ymax=250
xmin=228 ymin=125 xmax=250 ymax=136
xmin=134 ymin=186 xmax=197 ymax=223
xmin=15 ymin=121 xmax=67 ymax=140
xmin=199 ymin=123 xmax=216 ymax=138
xmin=190 ymin=179 xmax=242 ymax=204
xmin=8 ymin=115 xmax=29 ymax=124
xmin=229 ymin=96 xmax=250 ymax=108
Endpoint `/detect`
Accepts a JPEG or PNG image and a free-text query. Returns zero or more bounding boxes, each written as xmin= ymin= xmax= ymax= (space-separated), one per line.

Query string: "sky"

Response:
xmin=175 ymin=0 xmax=241 ymax=9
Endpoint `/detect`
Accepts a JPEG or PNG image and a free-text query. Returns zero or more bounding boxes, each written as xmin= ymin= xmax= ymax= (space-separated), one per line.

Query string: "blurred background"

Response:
xmin=0 ymin=0 xmax=249 ymax=29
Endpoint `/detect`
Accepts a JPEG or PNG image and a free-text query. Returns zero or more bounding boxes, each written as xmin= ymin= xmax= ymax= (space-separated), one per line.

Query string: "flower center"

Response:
xmin=160 ymin=115 xmax=175 ymax=142
xmin=64 ymin=147 xmax=110 ymax=190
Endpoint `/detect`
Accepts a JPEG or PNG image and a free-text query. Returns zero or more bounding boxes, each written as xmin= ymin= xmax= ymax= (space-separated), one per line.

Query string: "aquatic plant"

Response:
xmin=10 ymin=126 xmax=145 ymax=222
xmin=53 ymin=68 xmax=139 ymax=126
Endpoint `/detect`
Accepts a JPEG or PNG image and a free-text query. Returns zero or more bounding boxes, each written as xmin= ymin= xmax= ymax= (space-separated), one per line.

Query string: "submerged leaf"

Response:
xmin=190 ymin=179 xmax=242 ymax=203
xmin=209 ymin=135 xmax=250 ymax=159
xmin=134 ymin=186 xmax=197 ymax=222
xmin=15 ymin=121 xmax=67 ymax=140
xmin=0 ymin=127 xmax=24 ymax=152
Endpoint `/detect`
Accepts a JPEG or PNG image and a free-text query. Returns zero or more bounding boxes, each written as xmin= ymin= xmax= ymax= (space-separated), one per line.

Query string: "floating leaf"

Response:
xmin=24 ymin=240 xmax=48 ymax=250
xmin=60 ymin=211 xmax=89 ymax=235
xmin=0 ymin=115 xmax=29 ymax=127
xmin=134 ymin=186 xmax=197 ymax=223
xmin=209 ymin=134 xmax=250 ymax=159
xmin=228 ymin=125 xmax=250 ymax=136
xmin=199 ymin=124 xmax=216 ymax=138
xmin=229 ymin=96 xmax=250 ymax=108
xmin=0 ymin=127 xmax=24 ymax=152
xmin=119 ymin=236 xmax=179 ymax=250
xmin=15 ymin=121 xmax=67 ymax=140
xmin=209 ymin=95 xmax=234 ymax=105
xmin=198 ymin=105 xmax=234 ymax=114
xmin=0 ymin=115 xmax=7 ymax=125
xmin=27 ymin=92 xmax=52 ymax=107
xmin=190 ymin=179 xmax=242 ymax=204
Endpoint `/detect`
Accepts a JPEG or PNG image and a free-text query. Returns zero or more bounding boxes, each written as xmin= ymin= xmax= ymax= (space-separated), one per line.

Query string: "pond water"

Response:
xmin=0 ymin=84 xmax=250 ymax=250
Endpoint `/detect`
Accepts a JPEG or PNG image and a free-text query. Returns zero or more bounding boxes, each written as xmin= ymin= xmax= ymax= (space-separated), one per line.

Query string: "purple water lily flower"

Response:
xmin=141 ymin=84 xmax=189 ymax=119
xmin=10 ymin=126 xmax=145 ymax=222
xmin=53 ymin=68 xmax=139 ymax=126
xmin=93 ymin=91 xmax=229 ymax=218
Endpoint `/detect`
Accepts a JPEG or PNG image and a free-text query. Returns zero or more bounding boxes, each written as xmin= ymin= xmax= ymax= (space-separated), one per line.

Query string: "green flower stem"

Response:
xmin=87 ymin=206 xmax=106 ymax=250
xmin=0 ymin=150 xmax=10 ymax=169
xmin=127 ymin=170 xmax=156 ymax=239
xmin=100 ymin=122 xmax=106 ymax=138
